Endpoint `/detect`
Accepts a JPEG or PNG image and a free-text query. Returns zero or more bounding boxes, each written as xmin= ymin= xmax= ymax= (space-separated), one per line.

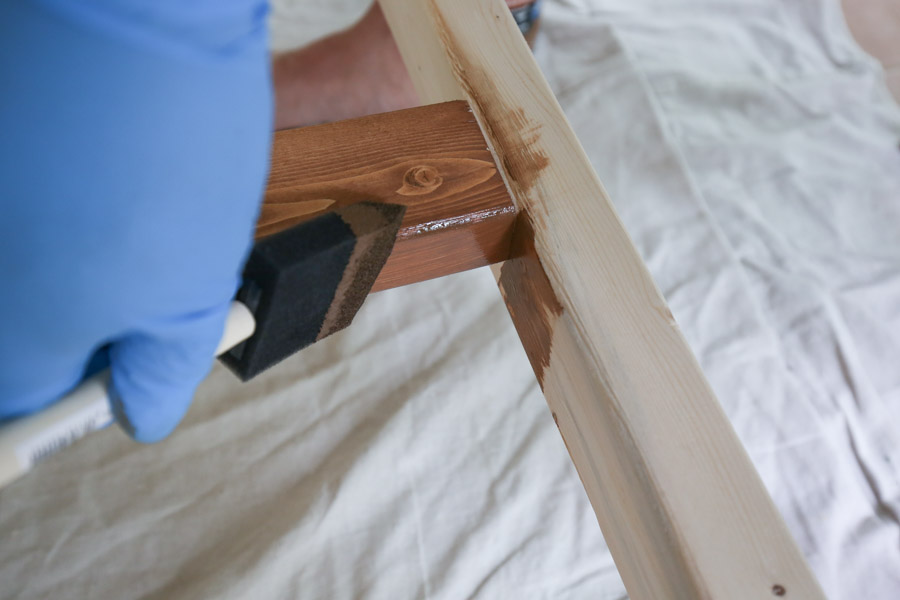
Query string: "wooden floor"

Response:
xmin=842 ymin=0 xmax=900 ymax=102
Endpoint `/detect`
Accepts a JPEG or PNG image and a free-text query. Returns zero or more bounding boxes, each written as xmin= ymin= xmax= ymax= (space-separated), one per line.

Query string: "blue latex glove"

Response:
xmin=0 ymin=0 xmax=272 ymax=442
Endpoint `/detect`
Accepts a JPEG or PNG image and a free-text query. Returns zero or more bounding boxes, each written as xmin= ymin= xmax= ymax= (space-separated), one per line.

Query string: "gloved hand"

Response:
xmin=0 ymin=0 xmax=272 ymax=442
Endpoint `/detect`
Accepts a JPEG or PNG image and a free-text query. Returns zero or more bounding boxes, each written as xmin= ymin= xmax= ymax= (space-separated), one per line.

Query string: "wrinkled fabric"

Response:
xmin=1 ymin=0 xmax=898 ymax=598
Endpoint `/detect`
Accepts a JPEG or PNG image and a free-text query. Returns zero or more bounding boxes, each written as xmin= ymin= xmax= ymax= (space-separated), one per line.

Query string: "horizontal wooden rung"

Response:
xmin=258 ymin=100 xmax=517 ymax=291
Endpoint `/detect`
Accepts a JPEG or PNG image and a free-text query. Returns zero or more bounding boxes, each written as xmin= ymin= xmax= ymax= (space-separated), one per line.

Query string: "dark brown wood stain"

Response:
xmin=429 ymin=2 xmax=550 ymax=199
xmin=431 ymin=3 xmax=561 ymax=383
xmin=258 ymin=101 xmax=517 ymax=291
xmin=498 ymin=212 xmax=563 ymax=387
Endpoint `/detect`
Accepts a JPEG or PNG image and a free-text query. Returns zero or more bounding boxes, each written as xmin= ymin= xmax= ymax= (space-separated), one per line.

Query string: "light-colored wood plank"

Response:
xmin=380 ymin=1 xmax=826 ymax=598
xmin=259 ymin=101 xmax=516 ymax=291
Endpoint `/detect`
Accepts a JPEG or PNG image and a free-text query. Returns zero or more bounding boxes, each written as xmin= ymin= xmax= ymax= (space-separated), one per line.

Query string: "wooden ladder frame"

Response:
xmin=261 ymin=1 xmax=827 ymax=597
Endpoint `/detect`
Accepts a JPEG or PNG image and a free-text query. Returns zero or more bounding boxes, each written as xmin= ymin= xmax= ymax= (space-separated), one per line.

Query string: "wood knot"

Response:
xmin=397 ymin=165 xmax=442 ymax=196
xmin=771 ymin=584 xmax=786 ymax=596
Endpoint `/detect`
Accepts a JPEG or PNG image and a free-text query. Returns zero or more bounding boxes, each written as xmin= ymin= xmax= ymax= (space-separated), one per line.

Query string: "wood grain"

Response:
xmin=259 ymin=101 xmax=516 ymax=292
xmin=380 ymin=1 xmax=826 ymax=598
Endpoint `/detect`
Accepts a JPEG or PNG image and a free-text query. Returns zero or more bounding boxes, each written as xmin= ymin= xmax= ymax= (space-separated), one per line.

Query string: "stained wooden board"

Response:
xmin=259 ymin=100 xmax=516 ymax=291
xmin=380 ymin=1 xmax=826 ymax=598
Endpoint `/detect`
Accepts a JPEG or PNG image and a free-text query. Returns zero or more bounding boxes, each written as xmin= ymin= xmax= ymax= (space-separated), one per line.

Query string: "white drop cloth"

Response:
xmin=2 ymin=0 xmax=899 ymax=598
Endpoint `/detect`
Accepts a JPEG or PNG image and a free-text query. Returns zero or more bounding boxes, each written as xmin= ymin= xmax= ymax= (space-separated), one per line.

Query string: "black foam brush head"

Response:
xmin=220 ymin=202 xmax=406 ymax=381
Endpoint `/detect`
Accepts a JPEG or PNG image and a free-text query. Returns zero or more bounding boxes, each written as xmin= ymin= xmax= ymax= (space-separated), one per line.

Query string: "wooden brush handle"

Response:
xmin=0 ymin=301 xmax=255 ymax=489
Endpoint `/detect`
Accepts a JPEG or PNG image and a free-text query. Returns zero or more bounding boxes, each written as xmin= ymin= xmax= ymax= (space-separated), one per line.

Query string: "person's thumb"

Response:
xmin=107 ymin=304 xmax=230 ymax=443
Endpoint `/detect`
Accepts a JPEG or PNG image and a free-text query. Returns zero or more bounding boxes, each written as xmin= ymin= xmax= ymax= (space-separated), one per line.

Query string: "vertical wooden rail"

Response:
xmin=379 ymin=1 xmax=826 ymax=598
